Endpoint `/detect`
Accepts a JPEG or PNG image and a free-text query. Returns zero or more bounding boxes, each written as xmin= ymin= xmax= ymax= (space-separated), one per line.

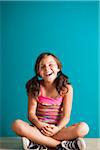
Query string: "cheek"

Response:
xmin=38 ymin=69 xmax=43 ymax=77
xmin=38 ymin=67 xmax=42 ymax=74
xmin=53 ymin=67 xmax=60 ymax=73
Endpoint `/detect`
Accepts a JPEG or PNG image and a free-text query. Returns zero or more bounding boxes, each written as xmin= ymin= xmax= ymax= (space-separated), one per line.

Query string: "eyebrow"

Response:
xmin=40 ymin=61 xmax=55 ymax=66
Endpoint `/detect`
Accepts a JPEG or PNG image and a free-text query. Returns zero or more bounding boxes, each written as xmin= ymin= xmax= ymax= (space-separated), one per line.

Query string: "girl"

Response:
xmin=12 ymin=52 xmax=89 ymax=150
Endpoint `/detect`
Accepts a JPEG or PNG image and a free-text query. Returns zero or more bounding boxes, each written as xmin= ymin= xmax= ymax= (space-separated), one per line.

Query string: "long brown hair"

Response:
xmin=26 ymin=52 xmax=70 ymax=98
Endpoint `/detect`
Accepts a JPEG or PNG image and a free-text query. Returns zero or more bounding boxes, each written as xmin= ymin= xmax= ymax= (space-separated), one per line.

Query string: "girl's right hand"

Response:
xmin=38 ymin=121 xmax=50 ymax=130
xmin=38 ymin=122 xmax=53 ymax=136
xmin=41 ymin=124 xmax=59 ymax=136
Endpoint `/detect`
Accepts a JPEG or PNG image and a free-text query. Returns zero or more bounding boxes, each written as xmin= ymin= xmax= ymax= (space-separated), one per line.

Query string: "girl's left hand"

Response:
xmin=41 ymin=125 xmax=59 ymax=136
xmin=50 ymin=125 xmax=60 ymax=136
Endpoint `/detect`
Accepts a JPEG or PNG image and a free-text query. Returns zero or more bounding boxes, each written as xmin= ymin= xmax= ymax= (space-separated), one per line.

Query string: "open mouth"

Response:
xmin=46 ymin=72 xmax=53 ymax=77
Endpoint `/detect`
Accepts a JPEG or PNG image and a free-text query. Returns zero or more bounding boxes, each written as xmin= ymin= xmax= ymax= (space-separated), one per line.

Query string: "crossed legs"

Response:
xmin=12 ymin=119 xmax=89 ymax=148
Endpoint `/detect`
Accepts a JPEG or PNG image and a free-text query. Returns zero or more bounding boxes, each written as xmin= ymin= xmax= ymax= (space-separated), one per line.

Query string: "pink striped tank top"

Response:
xmin=36 ymin=88 xmax=63 ymax=125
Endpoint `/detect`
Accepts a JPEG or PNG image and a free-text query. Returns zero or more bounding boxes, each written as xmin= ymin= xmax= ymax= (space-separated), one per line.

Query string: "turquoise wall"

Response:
xmin=0 ymin=2 xmax=2 ymax=135
xmin=0 ymin=1 xmax=99 ymax=137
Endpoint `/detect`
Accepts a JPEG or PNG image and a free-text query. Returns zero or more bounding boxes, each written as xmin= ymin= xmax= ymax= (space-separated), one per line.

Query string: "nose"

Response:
xmin=45 ymin=65 xmax=50 ymax=71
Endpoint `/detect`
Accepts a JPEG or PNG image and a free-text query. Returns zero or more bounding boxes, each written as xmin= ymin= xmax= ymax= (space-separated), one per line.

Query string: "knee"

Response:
xmin=12 ymin=119 xmax=24 ymax=134
xmin=76 ymin=122 xmax=89 ymax=137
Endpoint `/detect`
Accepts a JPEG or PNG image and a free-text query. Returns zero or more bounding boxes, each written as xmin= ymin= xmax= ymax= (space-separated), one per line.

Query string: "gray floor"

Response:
xmin=0 ymin=137 xmax=100 ymax=150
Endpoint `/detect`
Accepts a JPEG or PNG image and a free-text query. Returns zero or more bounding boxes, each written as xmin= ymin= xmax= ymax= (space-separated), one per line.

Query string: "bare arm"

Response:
xmin=57 ymin=84 xmax=73 ymax=130
xmin=28 ymin=94 xmax=41 ymax=128
xmin=28 ymin=94 xmax=50 ymax=130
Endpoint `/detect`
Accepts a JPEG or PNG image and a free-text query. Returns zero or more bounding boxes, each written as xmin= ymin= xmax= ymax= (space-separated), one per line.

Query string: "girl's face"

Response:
xmin=38 ymin=55 xmax=60 ymax=83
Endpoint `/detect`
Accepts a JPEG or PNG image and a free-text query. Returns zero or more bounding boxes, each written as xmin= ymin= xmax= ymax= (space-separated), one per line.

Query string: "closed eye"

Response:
xmin=40 ymin=65 xmax=46 ymax=70
xmin=49 ymin=64 xmax=54 ymax=67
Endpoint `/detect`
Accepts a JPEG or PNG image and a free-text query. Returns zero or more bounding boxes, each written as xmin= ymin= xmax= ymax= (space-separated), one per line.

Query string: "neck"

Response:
xmin=41 ymin=80 xmax=55 ymax=89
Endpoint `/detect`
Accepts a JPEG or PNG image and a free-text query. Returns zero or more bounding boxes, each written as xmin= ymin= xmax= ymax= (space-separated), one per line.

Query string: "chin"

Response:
xmin=46 ymin=79 xmax=55 ymax=83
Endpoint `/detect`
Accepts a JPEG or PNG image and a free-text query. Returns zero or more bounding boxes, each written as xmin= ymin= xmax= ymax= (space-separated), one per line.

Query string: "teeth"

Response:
xmin=46 ymin=72 xmax=53 ymax=76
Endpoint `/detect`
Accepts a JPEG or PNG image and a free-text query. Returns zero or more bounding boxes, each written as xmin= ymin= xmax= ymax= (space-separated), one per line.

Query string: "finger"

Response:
xmin=41 ymin=130 xmax=51 ymax=136
xmin=41 ymin=128 xmax=53 ymax=136
xmin=42 ymin=127 xmax=52 ymax=134
xmin=41 ymin=125 xmax=50 ymax=130
xmin=42 ymin=126 xmax=53 ymax=133
xmin=42 ymin=132 xmax=52 ymax=136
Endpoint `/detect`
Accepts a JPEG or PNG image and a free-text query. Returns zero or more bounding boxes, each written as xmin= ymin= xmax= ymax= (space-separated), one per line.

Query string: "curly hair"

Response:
xmin=26 ymin=52 xmax=70 ymax=98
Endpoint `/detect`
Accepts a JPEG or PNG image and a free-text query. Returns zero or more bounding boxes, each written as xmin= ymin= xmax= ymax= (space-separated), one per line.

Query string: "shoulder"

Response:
xmin=62 ymin=84 xmax=73 ymax=105
xmin=28 ymin=93 xmax=38 ymax=103
xmin=62 ymin=84 xmax=73 ymax=98
xmin=66 ymin=84 xmax=73 ymax=93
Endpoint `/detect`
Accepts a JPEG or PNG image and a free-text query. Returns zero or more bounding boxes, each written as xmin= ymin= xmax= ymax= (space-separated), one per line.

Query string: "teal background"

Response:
xmin=0 ymin=1 xmax=99 ymax=137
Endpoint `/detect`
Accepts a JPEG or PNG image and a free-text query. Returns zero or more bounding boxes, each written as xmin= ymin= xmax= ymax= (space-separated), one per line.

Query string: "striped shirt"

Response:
xmin=36 ymin=95 xmax=63 ymax=125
